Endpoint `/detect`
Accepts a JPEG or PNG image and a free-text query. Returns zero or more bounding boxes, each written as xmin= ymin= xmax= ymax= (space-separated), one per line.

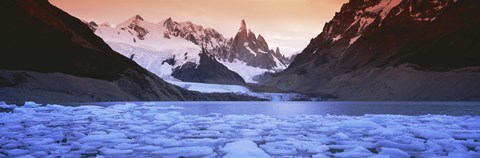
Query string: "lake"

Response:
xmin=67 ymin=101 xmax=480 ymax=116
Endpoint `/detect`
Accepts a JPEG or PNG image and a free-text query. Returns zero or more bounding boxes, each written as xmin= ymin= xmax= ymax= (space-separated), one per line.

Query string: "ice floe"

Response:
xmin=0 ymin=102 xmax=478 ymax=157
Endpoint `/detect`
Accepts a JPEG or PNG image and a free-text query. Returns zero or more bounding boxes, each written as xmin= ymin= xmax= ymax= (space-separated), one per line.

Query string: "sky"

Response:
xmin=50 ymin=0 xmax=348 ymax=56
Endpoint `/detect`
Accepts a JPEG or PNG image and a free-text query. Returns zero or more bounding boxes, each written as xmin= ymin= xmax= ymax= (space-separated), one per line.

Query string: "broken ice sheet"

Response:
xmin=0 ymin=103 xmax=479 ymax=157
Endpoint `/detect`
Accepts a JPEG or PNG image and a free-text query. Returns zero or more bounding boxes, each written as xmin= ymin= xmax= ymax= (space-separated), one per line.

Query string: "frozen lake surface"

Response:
xmin=0 ymin=101 xmax=479 ymax=157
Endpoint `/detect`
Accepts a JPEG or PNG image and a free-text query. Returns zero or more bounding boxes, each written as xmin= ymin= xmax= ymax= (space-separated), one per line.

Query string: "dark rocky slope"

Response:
xmin=172 ymin=49 xmax=245 ymax=85
xmin=0 ymin=0 xmax=262 ymax=102
xmin=263 ymin=0 xmax=480 ymax=101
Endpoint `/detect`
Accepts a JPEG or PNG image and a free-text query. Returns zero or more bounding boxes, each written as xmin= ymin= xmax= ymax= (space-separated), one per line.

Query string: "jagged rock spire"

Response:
xmin=239 ymin=19 xmax=247 ymax=32
xmin=134 ymin=15 xmax=144 ymax=21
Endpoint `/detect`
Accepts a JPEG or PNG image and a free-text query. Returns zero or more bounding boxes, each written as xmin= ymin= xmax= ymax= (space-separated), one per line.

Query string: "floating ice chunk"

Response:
xmin=379 ymin=147 xmax=410 ymax=158
xmin=88 ymin=131 xmax=107 ymax=135
xmin=305 ymin=143 xmax=329 ymax=154
xmin=15 ymin=155 xmax=35 ymax=158
xmin=33 ymin=138 xmax=56 ymax=145
xmin=368 ymin=155 xmax=390 ymax=158
xmin=155 ymin=111 xmax=184 ymax=121
xmin=252 ymin=122 xmax=278 ymax=130
xmin=78 ymin=133 xmax=127 ymax=143
xmin=411 ymin=128 xmax=452 ymax=139
xmin=224 ymin=115 xmax=250 ymax=121
xmin=260 ymin=141 xmax=298 ymax=155
xmin=100 ymin=148 xmax=133 ymax=155
xmin=6 ymin=149 xmax=29 ymax=157
xmin=335 ymin=146 xmax=374 ymax=158
xmin=312 ymin=153 xmax=329 ymax=158
xmin=23 ymin=101 xmax=41 ymax=108
xmin=221 ymin=140 xmax=270 ymax=158
xmin=167 ymin=123 xmax=192 ymax=132
xmin=142 ymin=102 xmax=156 ymax=105
xmin=132 ymin=145 xmax=162 ymax=151
xmin=377 ymin=140 xmax=425 ymax=151
xmin=239 ymin=129 xmax=261 ymax=137
xmin=208 ymin=124 xmax=233 ymax=131
xmin=453 ymin=132 xmax=480 ymax=140
xmin=30 ymin=151 xmax=48 ymax=157
xmin=341 ymin=119 xmax=380 ymax=129
xmin=0 ymin=101 xmax=15 ymax=109
xmin=114 ymin=143 xmax=140 ymax=150
xmin=331 ymin=132 xmax=349 ymax=140
xmin=110 ymin=103 xmax=138 ymax=110
xmin=152 ymin=146 xmax=213 ymax=157
xmin=369 ymin=127 xmax=400 ymax=136
xmin=182 ymin=138 xmax=223 ymax=147
xmin=158 ymin=105 xmax=185 ymax=110
xmin=144 ymin=138 xmax=182 ymax=147
xmin=460 ymin=118 xmax=480 ymax=129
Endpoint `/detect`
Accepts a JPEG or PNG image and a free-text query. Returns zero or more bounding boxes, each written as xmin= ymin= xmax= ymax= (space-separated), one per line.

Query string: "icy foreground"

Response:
xmin=0 ymin=102 xmax=479 ymax=157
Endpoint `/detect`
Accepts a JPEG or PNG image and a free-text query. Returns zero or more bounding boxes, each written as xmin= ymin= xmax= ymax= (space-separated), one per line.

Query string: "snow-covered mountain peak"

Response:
xmin=162 ymin=17 xmax=177 ymax=28
xmin=118 ymin=15 xmax=145 ymax=27
xmin=134 ymin=15 xmax=144 ymax=21
xmin=227 ymin=19 xmax=290 ymax=71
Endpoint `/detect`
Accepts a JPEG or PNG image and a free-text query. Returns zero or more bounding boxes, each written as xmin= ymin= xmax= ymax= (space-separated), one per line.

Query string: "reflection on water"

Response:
xmin=66 ymin=101 xmax=480 ymax=116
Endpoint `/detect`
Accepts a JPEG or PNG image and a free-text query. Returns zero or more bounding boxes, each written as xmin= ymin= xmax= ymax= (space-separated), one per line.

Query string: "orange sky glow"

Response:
xmin=50 ymin=0 xmax=348 ymax=55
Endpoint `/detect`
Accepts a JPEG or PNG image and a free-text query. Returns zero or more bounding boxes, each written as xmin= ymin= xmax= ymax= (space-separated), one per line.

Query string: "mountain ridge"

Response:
xmin=263 ymin=0 xmax=480 ymax=101
xmin=88 ymin=17 xmax=291 ymax=83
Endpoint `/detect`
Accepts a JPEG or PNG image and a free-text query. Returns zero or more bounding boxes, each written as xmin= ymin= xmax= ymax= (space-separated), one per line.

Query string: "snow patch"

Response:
xmin=366 ymin=0 xmax=403 ymax=21
xmin=349 ymin=35 xmax=361 ymax=45
xmin=219 ymin=59 xmax=272 ymax=83
xmin=332 ymin=35 xmax=342 ymax=42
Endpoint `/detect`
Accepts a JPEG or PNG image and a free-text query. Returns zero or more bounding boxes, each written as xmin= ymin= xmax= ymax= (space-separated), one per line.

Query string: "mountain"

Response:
xmin=222 ymin=20 xmax=289 ymax=70
xmin=215 ymin=20 xmax=290 ymax=83
xmin=172 ymin=49 xmax=245 ymax=84
xmin=0 ymin=0 xmax=261 ymax=102
xmin=263 ymin=0 xmax=480 ymax=101
xmin=88 ymin=18 xmax=290 ymax=83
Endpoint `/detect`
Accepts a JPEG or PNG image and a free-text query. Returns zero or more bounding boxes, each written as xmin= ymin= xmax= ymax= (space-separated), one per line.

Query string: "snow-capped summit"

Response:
xmin=159 ymin=17 xmax=228 ymax=51
xmin=117 ymin=15 xmax=145 ymax=28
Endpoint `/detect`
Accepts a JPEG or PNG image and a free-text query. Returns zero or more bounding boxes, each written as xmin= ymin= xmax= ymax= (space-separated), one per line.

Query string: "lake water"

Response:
xmin=68 ymin=101 xmax=480 ymax=116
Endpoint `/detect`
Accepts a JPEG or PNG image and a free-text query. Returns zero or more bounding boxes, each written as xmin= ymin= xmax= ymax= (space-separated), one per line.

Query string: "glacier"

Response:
xmin=168 ymin=81 xmax=307 ymax=101
xmin=0 ymin=102 xmax=479 ymax=157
